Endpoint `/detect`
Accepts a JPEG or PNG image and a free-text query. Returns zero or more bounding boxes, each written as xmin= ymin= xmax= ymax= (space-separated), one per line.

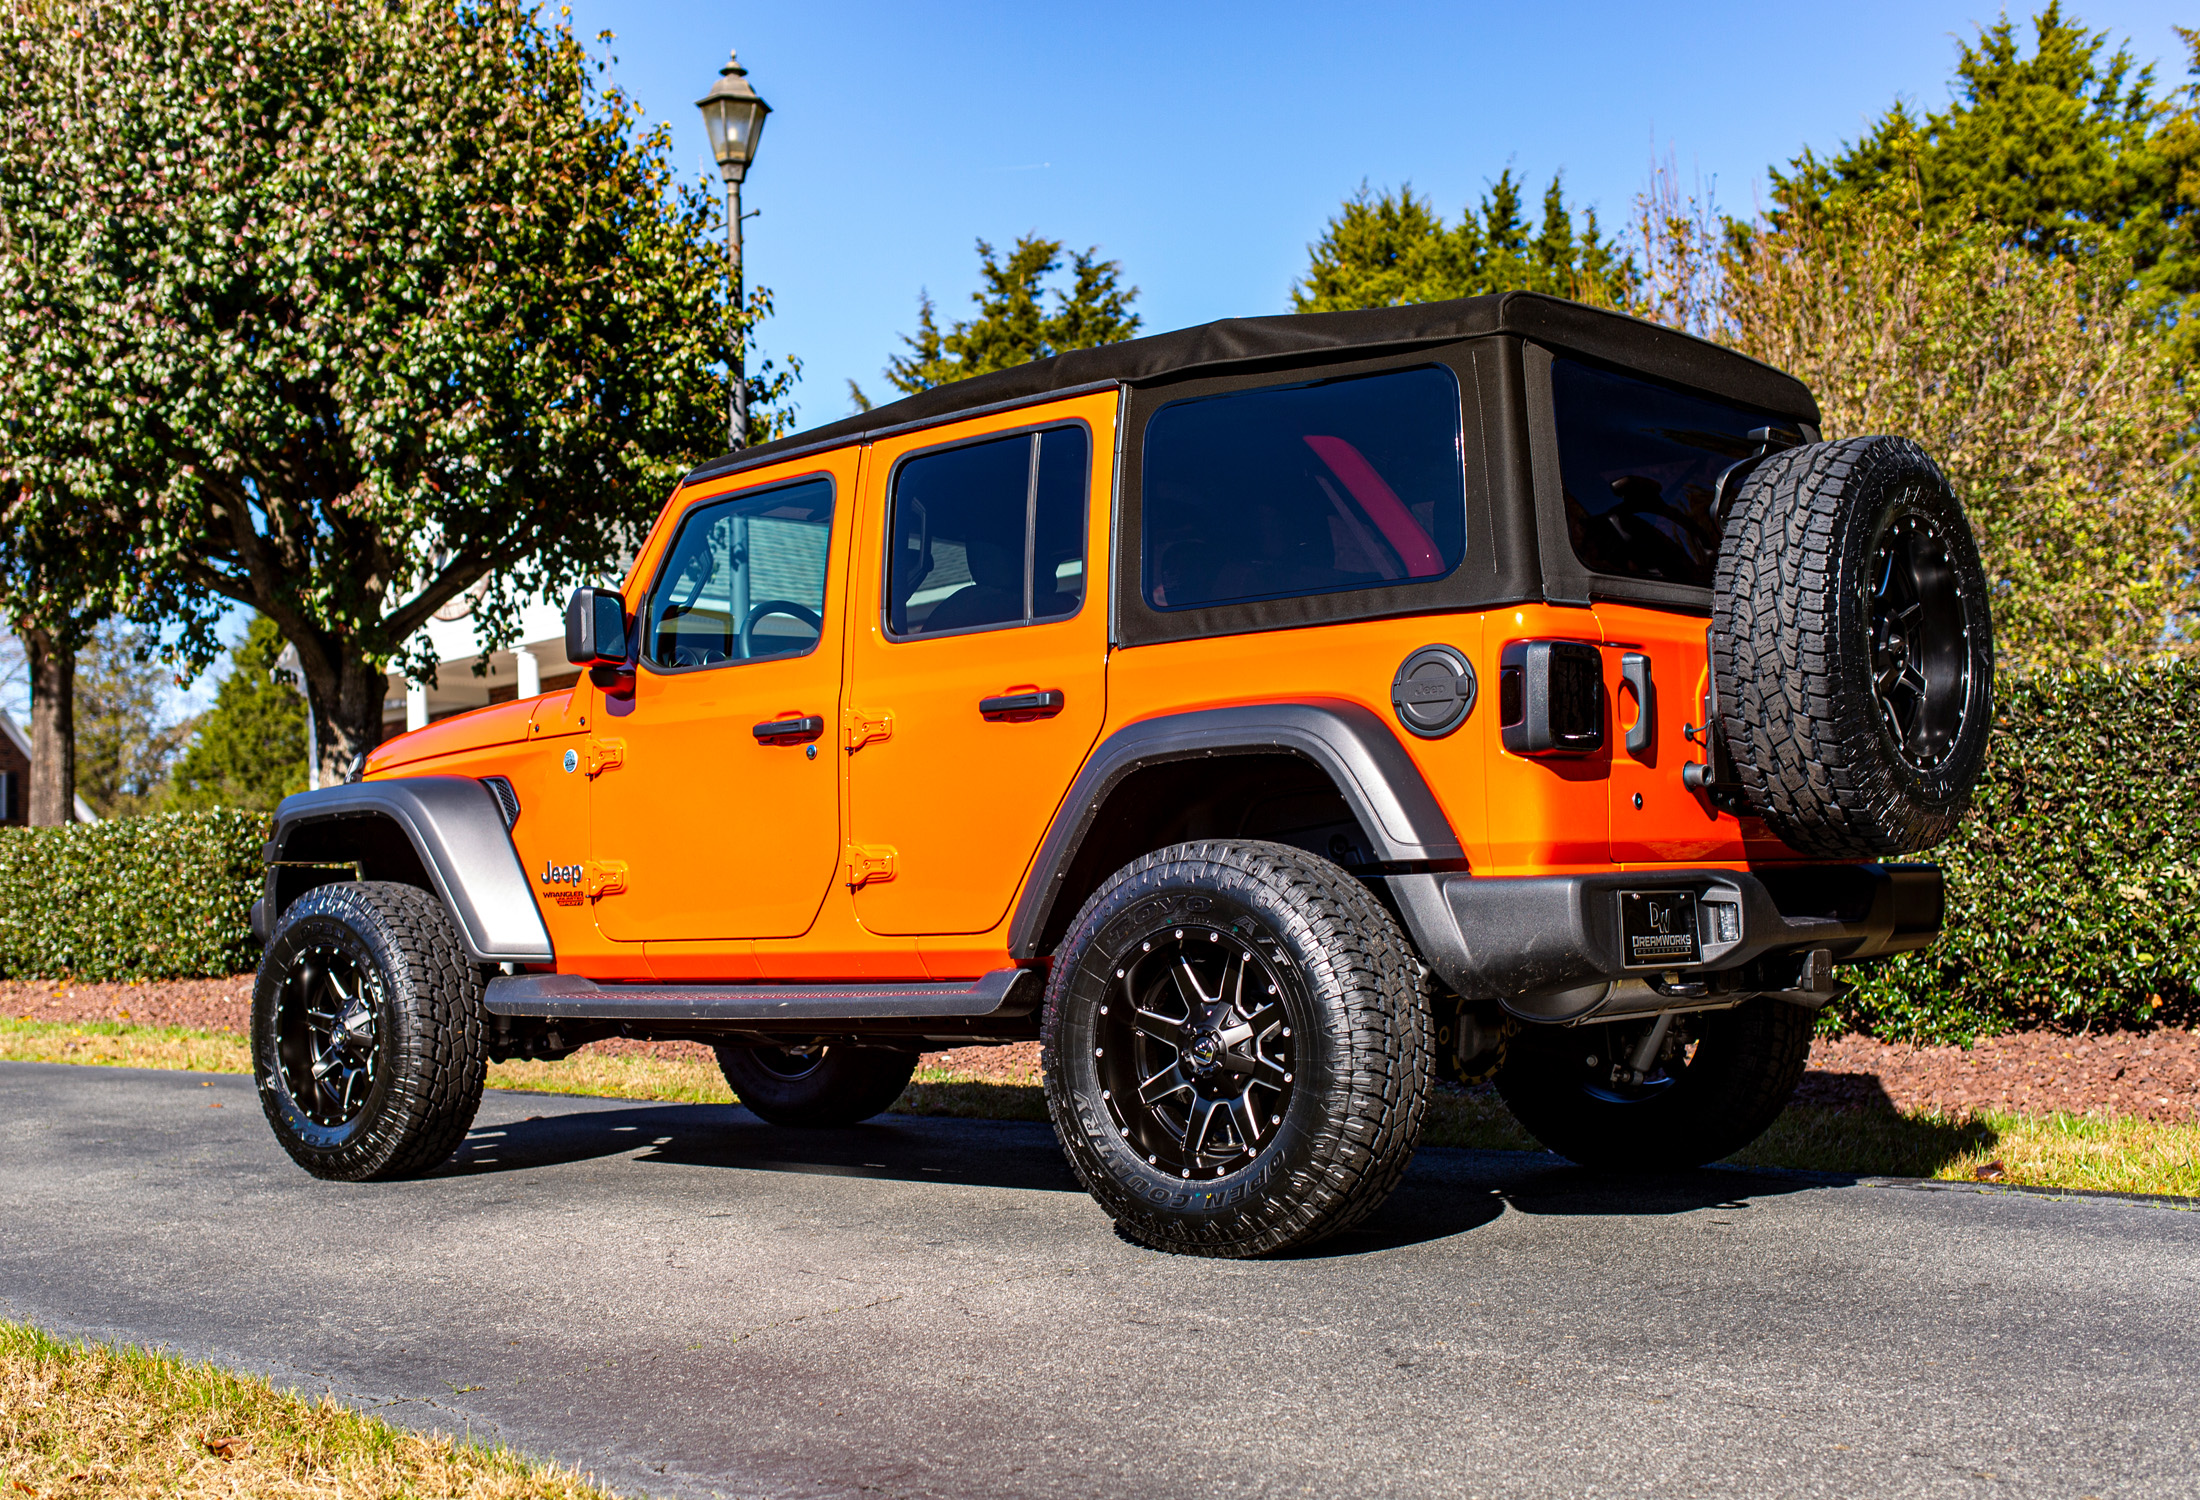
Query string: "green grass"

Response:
xmin=0 ymin=1319 xmax=611 ymax=1498
xmin=5 ymin=1016 xmax=2194 ymax=1198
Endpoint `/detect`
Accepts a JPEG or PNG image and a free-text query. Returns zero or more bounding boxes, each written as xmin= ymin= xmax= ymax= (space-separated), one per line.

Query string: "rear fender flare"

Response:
xmin=261 ymin=777 xmax=554 ymax=964
xmin=1008 ymin=699 xmax=1464 ymax=958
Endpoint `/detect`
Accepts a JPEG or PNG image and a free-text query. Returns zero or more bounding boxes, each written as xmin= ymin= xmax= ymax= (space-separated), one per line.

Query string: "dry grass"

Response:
xmin=7 ymin=1017 xmax=2195 ymax=1198
xmin=0 ymin=1320 xmax=610 ymax=1499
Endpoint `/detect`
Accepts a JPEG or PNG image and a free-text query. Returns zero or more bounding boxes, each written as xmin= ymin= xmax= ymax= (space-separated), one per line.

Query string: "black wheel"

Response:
xmin=1492 ymin=999 xmax=1813 ymax=1170
xmin=1041 ymin=840 xmax=1431 ymax=1258
xmin=714 ymin=1043 xmax=917 ymax=1126
xmin=1714 ymin=435 xmax=1993 ymax=857
xmin=252 ymin=881 xmax=488 ymax=1181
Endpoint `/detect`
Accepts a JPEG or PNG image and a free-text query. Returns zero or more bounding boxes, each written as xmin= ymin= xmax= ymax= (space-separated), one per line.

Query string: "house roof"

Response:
xmin=685 ymin=291 xmax=1821 ymax=486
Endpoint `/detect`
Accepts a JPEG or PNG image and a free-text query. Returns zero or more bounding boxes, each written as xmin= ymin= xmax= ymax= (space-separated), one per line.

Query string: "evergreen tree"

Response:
xmin=876 ymin=236 xmax=1141 ymax=397
xmin=168 ymin=617 xmax=309 ymax=816
xmin=1294 ymin=169 xmax=1631 ymax=313
xmin=1769 ymin=6 xmax=2200 ymax=326
xmin=73 ymin=621 xmax=194 ymax=819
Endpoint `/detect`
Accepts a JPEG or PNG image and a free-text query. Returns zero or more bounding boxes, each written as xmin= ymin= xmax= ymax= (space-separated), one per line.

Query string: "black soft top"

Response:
xmin=686 ymin=290 xmax=1819 ymax=486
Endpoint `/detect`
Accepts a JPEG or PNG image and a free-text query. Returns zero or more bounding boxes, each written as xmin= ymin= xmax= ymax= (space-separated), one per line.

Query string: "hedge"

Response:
xmin=1828 ymin=660 xmax=2200 ymax=1046
xmin=0 ymin=810 xmax=265 ymax=981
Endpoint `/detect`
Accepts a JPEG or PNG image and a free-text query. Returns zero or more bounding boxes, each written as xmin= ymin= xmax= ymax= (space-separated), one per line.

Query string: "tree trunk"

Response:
xmin=302 ymin=652 xmax=394 ymax=789
xmin=25 ymin=625 xmax=76 ymax=826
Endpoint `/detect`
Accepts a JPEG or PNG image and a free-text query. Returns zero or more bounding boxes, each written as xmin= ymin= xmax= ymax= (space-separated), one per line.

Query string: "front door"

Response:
xmin=590 ymin=458 xmax=854 ymax=941
xmin=844 ymin=394 xmax=1115 ymax=937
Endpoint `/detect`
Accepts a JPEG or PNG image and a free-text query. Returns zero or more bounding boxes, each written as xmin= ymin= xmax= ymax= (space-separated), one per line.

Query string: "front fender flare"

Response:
xmin=264 ymin=777 xmax=554 ymax=964
xmin=1008 ymin=699 xmax=1464 ymax=958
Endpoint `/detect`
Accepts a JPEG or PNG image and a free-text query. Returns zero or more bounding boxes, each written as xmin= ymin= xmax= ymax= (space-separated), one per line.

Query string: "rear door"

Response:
xmin=842 ymin=392 xmax=1115 ymax=937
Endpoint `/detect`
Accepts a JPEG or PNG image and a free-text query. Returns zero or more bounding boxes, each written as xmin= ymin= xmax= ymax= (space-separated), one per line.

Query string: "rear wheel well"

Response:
xmin=1031 ymin=752 xmax=1380 ymax=957
xmin=274 ymin=815 xmax=436 ymax=920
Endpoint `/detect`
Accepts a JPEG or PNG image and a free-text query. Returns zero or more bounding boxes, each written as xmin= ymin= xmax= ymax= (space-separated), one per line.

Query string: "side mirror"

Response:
xmin=565 ymin=586 xmax=630 ymax=667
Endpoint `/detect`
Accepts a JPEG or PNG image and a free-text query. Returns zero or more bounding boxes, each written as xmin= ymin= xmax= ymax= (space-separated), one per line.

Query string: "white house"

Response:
xmin=377 ymin=592 xmax=583 ymax=746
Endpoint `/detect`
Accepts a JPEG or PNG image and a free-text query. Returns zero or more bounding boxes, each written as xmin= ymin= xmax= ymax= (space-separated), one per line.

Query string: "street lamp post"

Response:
xmin=696 ymin=50 xmax=771 ymax=451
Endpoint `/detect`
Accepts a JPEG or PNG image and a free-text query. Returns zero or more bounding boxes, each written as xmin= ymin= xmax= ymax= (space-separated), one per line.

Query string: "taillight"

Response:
xmin=1498 ymin=640 xmax=1605 ymax=756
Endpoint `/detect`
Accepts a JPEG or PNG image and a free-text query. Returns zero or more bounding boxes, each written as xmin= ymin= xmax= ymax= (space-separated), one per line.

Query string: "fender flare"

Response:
xmin=262 ymin=776 xmax=554 ymax=964
xmin=1008 ymin=699 xmax=1464 ymax=958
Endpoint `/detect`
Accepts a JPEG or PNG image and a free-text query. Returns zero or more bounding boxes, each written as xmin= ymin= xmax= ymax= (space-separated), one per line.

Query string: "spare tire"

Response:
xmin=1713 ymin=435 xmax=1992 ymax=857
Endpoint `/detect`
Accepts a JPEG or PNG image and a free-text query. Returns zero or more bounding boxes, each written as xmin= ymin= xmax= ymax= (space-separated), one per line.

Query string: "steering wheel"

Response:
xmin=740 ymin=599 xmax=824 ymax=659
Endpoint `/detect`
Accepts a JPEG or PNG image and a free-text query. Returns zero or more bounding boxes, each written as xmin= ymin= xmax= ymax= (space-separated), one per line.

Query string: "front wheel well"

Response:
xmin=1029 ymin=752 xmax=1381 ymax=957
xmin=273 ymin=814 xmax=436 ymax=920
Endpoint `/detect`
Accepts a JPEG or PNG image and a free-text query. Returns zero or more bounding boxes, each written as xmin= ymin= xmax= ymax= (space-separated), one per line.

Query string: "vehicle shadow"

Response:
xmin=446 ymin=1099 xmax=1084 ymax=1193
xmin=447 ymin=1096 xmax=1868 ymax=1259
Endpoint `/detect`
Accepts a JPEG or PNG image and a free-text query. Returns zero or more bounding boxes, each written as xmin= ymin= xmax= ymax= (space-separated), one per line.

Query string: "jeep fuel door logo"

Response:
xmin=540 ymin=861 xmax=583 ymax=887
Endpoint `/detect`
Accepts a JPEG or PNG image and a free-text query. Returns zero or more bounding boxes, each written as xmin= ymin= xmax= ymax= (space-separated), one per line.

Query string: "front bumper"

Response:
xmin=1386 ymin=863 xmax=1942 ymax=1022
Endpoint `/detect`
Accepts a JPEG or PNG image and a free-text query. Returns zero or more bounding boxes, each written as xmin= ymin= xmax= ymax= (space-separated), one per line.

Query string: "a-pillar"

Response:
xmin=405 ymin=681 xmax=428 ymax=732
xmin=515 ymin=645 xmax=541 ymax=699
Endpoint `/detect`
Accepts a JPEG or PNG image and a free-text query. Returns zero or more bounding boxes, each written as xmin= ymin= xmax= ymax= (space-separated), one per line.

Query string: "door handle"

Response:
xmin=1620 ymin=653 xmax=1655 ymax=756
xmin=979 ymin=689 xmax=1065 ymax=721
xmin=752 ymin=715 xmax=825 ymax=744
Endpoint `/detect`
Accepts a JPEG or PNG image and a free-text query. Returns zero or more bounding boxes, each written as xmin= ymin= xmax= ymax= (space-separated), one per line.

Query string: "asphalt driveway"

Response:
xmin=2 ymin=1061 xmax=2195 ymax=1498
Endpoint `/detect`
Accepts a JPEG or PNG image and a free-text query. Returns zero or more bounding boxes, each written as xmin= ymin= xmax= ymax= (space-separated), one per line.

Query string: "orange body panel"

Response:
xmin=587 ymin=447 xmax=860 ymax=944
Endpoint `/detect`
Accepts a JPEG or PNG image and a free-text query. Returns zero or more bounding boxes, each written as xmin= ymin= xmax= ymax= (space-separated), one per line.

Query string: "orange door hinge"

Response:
xmin=844 ymin=708 xmax=894 ymax=751
xmin=582 ymin=737 xmax=626 ymax=777
xmin=583 ymin=859 xmax=629 ymax=899
xmin=844 ymin=844 xmax=897 ymax=887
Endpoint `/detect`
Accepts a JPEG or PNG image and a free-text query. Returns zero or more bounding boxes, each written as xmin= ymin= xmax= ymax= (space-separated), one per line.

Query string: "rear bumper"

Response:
xmin=1385 ymin=863 xmax=1942 ymax=1023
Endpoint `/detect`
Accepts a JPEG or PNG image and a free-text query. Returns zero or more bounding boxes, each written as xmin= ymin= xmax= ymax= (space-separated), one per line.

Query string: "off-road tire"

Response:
xmin=1493 ymin=999 xmax=1813 ymax=1170
xmin=714 ymin=1045 xmax=918 ymax=1127
xmin=1041 ymin=840 xmax=1431 ymax=1258
xmin=252 ymin=881 xmax=488 ymax=1181
xmin=1714 ymin=435 xmax=1992 ymax=857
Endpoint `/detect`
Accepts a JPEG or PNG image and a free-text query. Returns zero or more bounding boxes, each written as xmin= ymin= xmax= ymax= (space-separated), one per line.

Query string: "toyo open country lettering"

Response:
xmin=245 ymin=292 xmax=1989 ymax=1257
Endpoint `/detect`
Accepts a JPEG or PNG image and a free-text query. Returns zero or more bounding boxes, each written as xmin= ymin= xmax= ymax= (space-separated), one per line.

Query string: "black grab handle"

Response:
xmin=752 ymin=715 xmax=825 ymax=743
xmin=978 ymin=689 xmax=1065 ymax=721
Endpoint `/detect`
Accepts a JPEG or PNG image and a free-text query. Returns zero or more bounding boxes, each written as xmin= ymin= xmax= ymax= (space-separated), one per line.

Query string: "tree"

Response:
xmin=0 ymin=0 xmax=774 ymax=785
xmin=1769 ymin=6 xmax=2200 ymax=334
xmin=1294 ymin=170 xmax=1632 ymax=313
xmin=1634 ymin=172 xmax=2197 ymax=672
xmin=169 ymin=616 xmax=309 ymax=815
xmin=73 ymin=621 xmax=194 ymax=819
xmin=875 ymin=235 xmax=1141 ymax=397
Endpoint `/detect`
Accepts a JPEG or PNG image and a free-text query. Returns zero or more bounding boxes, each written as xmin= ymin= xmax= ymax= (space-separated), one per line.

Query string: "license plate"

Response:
xmin=1620 ymin=890 xmax=1701 ymax=969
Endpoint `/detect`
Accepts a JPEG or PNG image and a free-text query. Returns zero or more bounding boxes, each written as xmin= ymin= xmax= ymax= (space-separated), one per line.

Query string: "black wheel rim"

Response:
xmin=273 ymin=943 xmax=382 ymax=1128
xmin=750 ymin=1045 xmax=825 ymax=1081
xmin=1096 ymin=923 xmax=1296 ymax=1180
xmin=1867 ymin=512 xmax=1974 ymax=775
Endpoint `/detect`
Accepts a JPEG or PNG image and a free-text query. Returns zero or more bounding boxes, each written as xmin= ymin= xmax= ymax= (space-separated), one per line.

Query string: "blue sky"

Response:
xmin=567 ymin=0 xmax=2197 ymax=433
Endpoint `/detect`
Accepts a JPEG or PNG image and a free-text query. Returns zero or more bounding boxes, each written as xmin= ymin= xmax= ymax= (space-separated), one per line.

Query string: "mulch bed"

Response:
xmin=6 ymin=977 xmax=2195 ymax=1124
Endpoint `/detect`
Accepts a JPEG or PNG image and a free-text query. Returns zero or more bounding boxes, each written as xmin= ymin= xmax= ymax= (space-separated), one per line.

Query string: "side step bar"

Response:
xmin=483 ymin=966 xmax=1040 ymax=1023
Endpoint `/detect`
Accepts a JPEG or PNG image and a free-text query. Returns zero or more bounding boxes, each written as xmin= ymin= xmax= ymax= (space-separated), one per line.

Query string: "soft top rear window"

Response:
xmin=1140 ymin=364 xmax=1466 ymax=613
xmin=1551 ymin=357 xmax=1797 ymax=590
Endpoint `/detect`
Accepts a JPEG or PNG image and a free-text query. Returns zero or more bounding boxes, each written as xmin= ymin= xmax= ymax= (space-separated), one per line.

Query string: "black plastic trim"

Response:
xmin=1385 ymin=862 xmax=1942 ymax=1021
xmin=484 ymin=966 xmax=1040 ymax=1023
xmin=1007 ymin=700 xmax=1463 ymax=958
xmin=266 ymin=777 xmax=555 ymax=963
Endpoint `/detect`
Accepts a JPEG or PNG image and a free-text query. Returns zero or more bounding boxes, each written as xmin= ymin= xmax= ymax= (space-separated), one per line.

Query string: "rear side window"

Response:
xmin=645 ymin=478 xmax=833 ymax=669
xmin=888 ymin=425 xmax=1089 ymax=636
xmin=1550 ymin=358 xmax=1797 ymax=590
xmin=1140 ymin=365 xmax=1465 ymax=613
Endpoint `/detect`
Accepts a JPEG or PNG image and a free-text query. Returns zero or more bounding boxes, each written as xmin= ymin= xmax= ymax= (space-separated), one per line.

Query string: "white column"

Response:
xmin=515 ymin=646 xmax=541 ymax=699
xmin=405 ymin=681 xmax=428 ymax=732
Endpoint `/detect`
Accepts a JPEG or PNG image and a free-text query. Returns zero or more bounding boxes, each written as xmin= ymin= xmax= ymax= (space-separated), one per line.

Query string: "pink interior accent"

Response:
xmin=1302 ymin=435 xmax=1444 ymax=576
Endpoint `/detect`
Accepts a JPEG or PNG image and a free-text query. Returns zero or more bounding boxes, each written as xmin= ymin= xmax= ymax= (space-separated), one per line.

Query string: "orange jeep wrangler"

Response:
xmin=251 ymin=293 xmax=1991 ymax=1257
